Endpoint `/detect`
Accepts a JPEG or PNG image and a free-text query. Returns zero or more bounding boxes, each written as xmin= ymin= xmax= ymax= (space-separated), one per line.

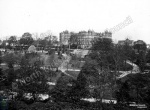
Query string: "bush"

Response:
xmin=8 ymin=100 xmax=17 ymax=110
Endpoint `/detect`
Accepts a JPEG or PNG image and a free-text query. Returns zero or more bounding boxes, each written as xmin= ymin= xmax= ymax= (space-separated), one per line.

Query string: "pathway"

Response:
xmin=117 ymin=60 xmax=140 ymax=78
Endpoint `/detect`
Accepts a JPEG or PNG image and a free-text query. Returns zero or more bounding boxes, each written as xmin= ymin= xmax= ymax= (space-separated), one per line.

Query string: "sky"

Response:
xmin=0 ymin=0 xmax=150 ymax=43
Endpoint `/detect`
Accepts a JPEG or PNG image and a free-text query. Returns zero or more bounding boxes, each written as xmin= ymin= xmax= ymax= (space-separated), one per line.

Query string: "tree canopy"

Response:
xmin=20 ymin=32 xmax=34 ymax=46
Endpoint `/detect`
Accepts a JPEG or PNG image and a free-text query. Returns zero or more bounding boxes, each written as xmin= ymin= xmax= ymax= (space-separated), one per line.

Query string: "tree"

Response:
xmin=0 ymin=51 xmax=2 ymax=64
xmin=51 ymin=36 xmax=58 ymax=44
xmin=133 ymin=40 xmax=147 ymax=53
xmin=116 ymin=73 xmax=150 ymax=106
xmin=16 ymin=60 xmax=49 ymax=102
xmin=70 ymin=34 xmax=78 ymax=49
xmin=38 ymin=38 xmax=46 ymax=49
xmin=122 ymin=41 xmax=134 ymax=60
xmin=77 ymin=38 xmax=134 ymax=101
xmin=91 ymin=38 xmax=114 ymax=52
xmin=120 ymin=41 xmax=136 ymax=72
xmin=2 ymin=53 xmax=20 ymax=90
xmin=20 ymin=32 xmax=34 ymax=46
xmin=6 ymin=36 xmax=17 ymax=49
xmin=146 ymin=50 xmax=150 ymax=63
xmin=44 ymin=36 xmax=52 ymax=47
xmin=76 ymin=57 xmax=116 ymax=103
xmin=89 ymin=38 xmax=117 ymax=73
xmin=115 ymin=80 xmax=131 ymax=104
xmin=3 ymin=53 xmax=18 ymax=69
xmin=137 ymin=51 xmax=146 ymax=71
xmin=84 ymin=38 xmax=116 ymax=99
xmin=38 ymin=36 xmax=54 ymax=50
xmin=68 ymin=72 xmax=89 ymax=102
xmin=47 ymin=53 xmax=63 ymax=71
xmin=128 ymin=74 xmax=150 ymax=104
xmin=0 ymin=68 xmax=6 ymax=90
xmin=8 ymin=36 xmax=17 ymax=46
xmin=0 ymin=40 xmax=6 ymax=48
xmin=51 ymin=74 xmax=75 ymax=101
xmin=133 ymin=40 xmax=147 ymax=71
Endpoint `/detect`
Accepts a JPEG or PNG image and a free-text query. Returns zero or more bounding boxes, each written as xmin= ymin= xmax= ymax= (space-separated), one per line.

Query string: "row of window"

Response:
xmin=77 ymin=41 xmax=91 ymax=45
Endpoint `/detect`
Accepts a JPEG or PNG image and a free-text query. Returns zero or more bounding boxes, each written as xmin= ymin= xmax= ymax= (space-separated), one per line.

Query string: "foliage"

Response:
xmin=80 ymin=58 xmax=116 ymax=99
xmin=116 ymin=73 xmax=150 ymax=107
xmin=16 ymin=67 xmax=49 ymax=101
xmin=121 ymin=42 xmax=134 ymax=60
xmin=74 ymin=38 xmax=117 ymax=101
xmin=75 ymin=38 xmax=140 ymax=103
xmin=51 ymin=73 xmax=75 ymax=101
xmin=146 ymin=50 xmax=150 ymax=63
xmin=8 ymin=36 xmax=17 ymax=46
xmin=38 ymin=36 xmax=57 ymax=48
xmin=19 ymin=53 xmax=42 ymax=68
xmin=0 ymin=40 xmax=7 ymax=48
xmin=90 ymin=38 xmax=115 ymax=69
xmin=136 ymin=51 xmax=146 ymax=71
xmin=38 ymin=38 xmax=47 ymax=48
xmin=20 ymin=32 xmax=34 ymax=46
xmin=2 ymin=53 xmax=19 ymax=68
xmin=6 ymin=100 xmax=141 ymax=110
xmin=70 ymin=34 xmax=78 ymax=49
xmin=133 ymin=40 xmax=147 ymax=71
xmin=12 ymin=53 xmax=50 ymax=102
xmin=133 ymin=40 xmax=147 ymax=53
xmin=115 ymin=80 xmax=131 ymax=103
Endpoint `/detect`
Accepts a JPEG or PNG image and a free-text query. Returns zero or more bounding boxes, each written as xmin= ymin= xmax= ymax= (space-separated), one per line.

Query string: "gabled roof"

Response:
xmin=28 ymin=45 xmax=36 ymax=52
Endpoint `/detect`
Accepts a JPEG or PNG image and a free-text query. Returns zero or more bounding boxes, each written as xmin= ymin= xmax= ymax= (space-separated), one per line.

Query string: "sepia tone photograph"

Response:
xmin=0 ymin=0 xmax=150 ymax=109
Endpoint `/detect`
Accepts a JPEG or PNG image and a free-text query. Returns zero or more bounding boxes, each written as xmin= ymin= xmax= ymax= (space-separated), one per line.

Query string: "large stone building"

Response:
xmin=59 ymin=30 xmax=72 ymax=46
xmin=76 ymin=30 xmax=98 ymax=48
xmin=60 ymin=30 xmax=112 ymax=49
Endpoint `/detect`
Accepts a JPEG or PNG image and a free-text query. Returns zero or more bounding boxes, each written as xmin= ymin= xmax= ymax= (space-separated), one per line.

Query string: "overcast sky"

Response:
xmin=0 ymin=0 xmax=150 ymax=43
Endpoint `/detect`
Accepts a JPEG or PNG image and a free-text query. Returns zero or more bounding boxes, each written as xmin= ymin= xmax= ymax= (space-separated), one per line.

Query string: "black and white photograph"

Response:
xmin=0 ymin=0 xmax=150 ymax=109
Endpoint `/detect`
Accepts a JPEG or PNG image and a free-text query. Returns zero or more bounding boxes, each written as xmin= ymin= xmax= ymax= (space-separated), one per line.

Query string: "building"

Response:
xmin=76 ymin=30 xmax=98 ymax=48
xmin=133 ymin=40 xmax=147 ymax=53
xmin=60 ymin=30 xmax=72 ymax=45
xmin=60 ymin=30 xmax=112 ymax=49
xmin=118 ymin=38 xmax=134 ymax=46
xmin=76 ymin=30 xmax=112 ymax=49
xmin=28 ymin=45 xmax=36 ymax=53
xmin=134 ymin=40 xmax=146 ymax=45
